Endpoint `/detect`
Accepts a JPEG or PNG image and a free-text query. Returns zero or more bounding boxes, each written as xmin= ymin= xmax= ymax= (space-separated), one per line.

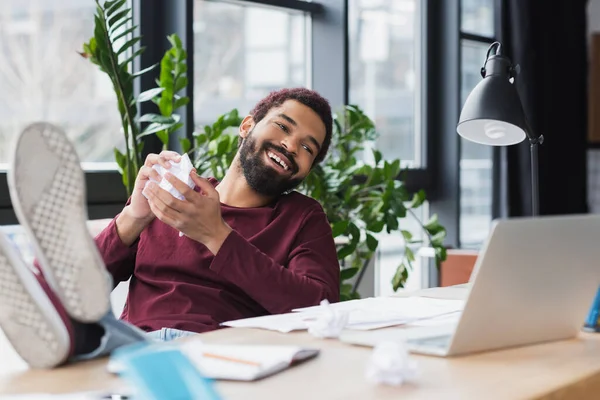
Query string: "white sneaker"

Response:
xmin=0 ymin=231 xmax=73 ymax=368
xmin=7 ymin=122 xmax=111 ymax=323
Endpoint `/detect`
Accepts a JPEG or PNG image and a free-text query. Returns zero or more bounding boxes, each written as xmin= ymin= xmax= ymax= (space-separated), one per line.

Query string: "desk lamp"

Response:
xmin=456 ymin=41 xmax=544 ymax=216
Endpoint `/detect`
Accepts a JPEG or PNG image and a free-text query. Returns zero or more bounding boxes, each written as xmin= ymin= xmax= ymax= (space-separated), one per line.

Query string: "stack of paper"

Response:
xmin=221 ymin=296 xmax=464 ymax=332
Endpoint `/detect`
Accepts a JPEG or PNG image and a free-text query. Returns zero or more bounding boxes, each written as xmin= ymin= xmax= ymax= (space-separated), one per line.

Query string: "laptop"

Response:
xmin=341 ymin=214 xmax=600 ymax=357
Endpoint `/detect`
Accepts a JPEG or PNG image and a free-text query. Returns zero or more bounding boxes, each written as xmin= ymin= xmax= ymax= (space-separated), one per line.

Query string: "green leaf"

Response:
xmin=139 ymin=122 xmax=178 ymax=137
xmin=106 ymin=0 xmax=126 ymax=17
xmin=424 ymin=213 xmax=444 ymax=235
xmin=340 ymin=283 xmax=354 ymax=295
xmin=401 ymin=230 xmax=413 ymax=241
xmin=372 ymin=149 xmax=382 ymax=165
xmin=340 ymin=267 xmax=359 ymax=281
xmin=366 ymin=219 xmax=385 ymax=233
xmin=174 ymin=96 xmax=190 ymax=109
xmin=435 ymin=246 xmax=447 ymax=262
xmin=156 ymin=130 xmax=169 ymax=146
xmin=391 ymin=263 xmax=409 ymax=291
xmin=132 ymin=63 xmax=158 ymax=78
xmin=409 ymin=189 xmax=426 ymax=209
xmin=331 ymin=220 xmax=349 ymax=238
xmin=138 ymin=113 xmax=180 ymax=124
xmin=137 ymin=87 xmax=164 ymax=102
xmin=174 ymin=76 xmax=188 ymax=93
xmin=337 ymin=244 xmax=356 ymax=260
xmin=430 ymin=230 xmax=446 ymax=246
xmin=180 ymin=137 xmax=192 ymax=154
xmin=194 ymin=132 xmax=208 ymax=145
xmin=366 ymin=233 xmax=378 ymax=252
xmin=108 ymin=16 xmax=133 ymax=37
xmin=107 ymin=9 xmax=131 ymax=28
xmin=116 ymin=37 xmax=142 ymax=55
xmin=167 ymin=33 xmax=183 ymax=49
xmin=113 ymin=147 xmax=126 ymax=172
xmin=217 ymin=137 xmax=230 ymax=155
xmin=405 ymin=247 xmax=415 ymax=262
xmin=110 ymin=25 xmax=137 ymax=43
xmin=385 ymin=213 xmax=399 ymax=232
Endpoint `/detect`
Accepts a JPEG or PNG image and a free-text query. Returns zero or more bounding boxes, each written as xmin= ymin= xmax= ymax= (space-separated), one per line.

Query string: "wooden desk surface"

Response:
xmin=2 ymin=291 xmax=600 ymax=399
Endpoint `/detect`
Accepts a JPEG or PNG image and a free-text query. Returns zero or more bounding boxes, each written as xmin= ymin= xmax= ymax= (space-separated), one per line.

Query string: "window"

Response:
xmin=193 ymin=0 xmax=309 ymax=129
xmin=348 ymin=0 xmax=422 ymax=167
xmin=459 ymin=0 xmax=496 ymax=249
xmin=461 ymin=0 xmax=495 ymax=37
xmin=0 ymin=0 xmax=123 ymax=169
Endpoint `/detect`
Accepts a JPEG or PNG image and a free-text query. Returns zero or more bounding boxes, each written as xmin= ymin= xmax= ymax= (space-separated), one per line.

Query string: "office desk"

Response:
xmin=1 ymin=328 xmax=600 ymax=399
xmin=2 ymin=286 xmax=600 ymax=399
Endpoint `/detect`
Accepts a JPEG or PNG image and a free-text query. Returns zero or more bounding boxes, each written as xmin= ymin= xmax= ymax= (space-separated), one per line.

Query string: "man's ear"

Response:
xmin=239 ymin=115 xmax=255 ymax=140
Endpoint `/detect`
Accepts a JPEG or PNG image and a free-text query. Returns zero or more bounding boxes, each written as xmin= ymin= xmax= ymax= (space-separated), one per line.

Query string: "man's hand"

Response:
xmin=129 ymin=151 xmax=181 ymax=220
xmin=142 ymin=171 xmax=233 ymax=255
xmin=116 ymin=151 xmax=181 ymax=246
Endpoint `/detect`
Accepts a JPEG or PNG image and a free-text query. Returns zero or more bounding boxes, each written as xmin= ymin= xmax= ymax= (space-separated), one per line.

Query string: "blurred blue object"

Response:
xmin=584 ymin=287 xmax=600 ymax=332
xmin=114 ymin=344 xmax=222 ymax=400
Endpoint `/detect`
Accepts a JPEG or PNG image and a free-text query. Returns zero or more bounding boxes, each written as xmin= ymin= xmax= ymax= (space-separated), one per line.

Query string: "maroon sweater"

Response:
xmin=94 ymin=187 xmax=340 ymax=333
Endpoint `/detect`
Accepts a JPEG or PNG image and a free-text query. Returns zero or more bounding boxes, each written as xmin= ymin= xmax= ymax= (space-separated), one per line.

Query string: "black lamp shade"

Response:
xmin=457 ymin=54 xmax=530 ymax=146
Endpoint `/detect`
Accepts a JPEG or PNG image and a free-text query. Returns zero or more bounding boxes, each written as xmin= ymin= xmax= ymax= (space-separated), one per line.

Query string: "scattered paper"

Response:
xmin=365 ymin=341 xmax=417 ymax=386
xmin=306 ymin=299 xmax=349 ymax=338
xmin=222 ymin=296 xmax=464 ymax=332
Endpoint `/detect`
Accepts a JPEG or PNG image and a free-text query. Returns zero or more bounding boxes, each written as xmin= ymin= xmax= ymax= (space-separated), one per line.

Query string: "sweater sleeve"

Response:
xmin=209 ymin=204 xmax=340 ymax=314
xmin=94 ymin=216 xmax=138 ymax=286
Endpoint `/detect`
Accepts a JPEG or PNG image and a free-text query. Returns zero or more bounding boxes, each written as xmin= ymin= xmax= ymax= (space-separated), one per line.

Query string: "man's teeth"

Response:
xmin=268 ymin=151 xmax=289 ymax=170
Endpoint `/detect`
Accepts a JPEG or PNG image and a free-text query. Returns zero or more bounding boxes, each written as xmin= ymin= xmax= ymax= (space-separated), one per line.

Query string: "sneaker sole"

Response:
xmin=7 ymin=122 xmax=110 ymax=322
xmin=0 ymin=233 xmax=70 ymax=368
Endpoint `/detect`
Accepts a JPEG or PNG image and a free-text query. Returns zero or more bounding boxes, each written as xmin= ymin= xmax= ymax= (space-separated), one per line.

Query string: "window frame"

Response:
xmin=0 ymin=0 xmax=459 ymax=236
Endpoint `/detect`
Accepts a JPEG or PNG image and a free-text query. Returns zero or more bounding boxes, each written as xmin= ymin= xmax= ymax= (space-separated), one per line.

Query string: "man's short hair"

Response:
xmin=241 ymin=88 xmax=333 ymax=164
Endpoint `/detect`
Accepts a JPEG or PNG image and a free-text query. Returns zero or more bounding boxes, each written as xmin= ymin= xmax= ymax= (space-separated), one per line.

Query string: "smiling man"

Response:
xmin=0 ymin=88 xmax=341 ymax=368
xmin=99 ymin=87 xmax=341 ymax=339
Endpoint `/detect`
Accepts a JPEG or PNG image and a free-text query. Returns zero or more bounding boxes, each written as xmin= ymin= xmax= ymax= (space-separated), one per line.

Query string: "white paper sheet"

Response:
xmin=222 ymin=296 xmax=465 ymax=332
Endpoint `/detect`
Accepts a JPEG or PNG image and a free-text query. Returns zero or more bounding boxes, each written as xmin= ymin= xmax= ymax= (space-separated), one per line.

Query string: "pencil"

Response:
xmin=202 ymin=352 xmax=262 ymax=367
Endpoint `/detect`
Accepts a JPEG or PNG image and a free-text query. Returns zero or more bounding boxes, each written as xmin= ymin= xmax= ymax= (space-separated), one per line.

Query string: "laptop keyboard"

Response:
xmin=408 ymin=334 xmax=452 ymax=348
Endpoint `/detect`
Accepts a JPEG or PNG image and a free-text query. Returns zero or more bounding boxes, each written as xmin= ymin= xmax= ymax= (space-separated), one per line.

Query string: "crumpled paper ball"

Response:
xmin=365 ymin=340 xmax=418 ymax=386
xmin=306 ymin=299 xmax=349 ymax=339
xmin=144 ymin=153 xmax=195 ymax=201
xmin=143 ymin=153 xmax=196 ymax=237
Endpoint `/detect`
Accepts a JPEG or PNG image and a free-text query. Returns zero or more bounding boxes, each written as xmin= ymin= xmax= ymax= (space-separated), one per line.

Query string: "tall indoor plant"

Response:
xmin=81 ymin=0 xmax=189 ymax=195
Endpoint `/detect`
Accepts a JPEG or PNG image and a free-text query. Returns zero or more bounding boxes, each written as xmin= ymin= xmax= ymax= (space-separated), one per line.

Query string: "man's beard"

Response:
xmin=238 ymin=132 xmax=303 ymax=197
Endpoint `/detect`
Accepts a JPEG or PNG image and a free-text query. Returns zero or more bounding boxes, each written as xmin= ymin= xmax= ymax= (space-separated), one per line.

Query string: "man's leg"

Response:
xmin=7 ymin=122 xmax=111 ymax=323
xmin=0 ymin=122 xmax=148 ymax=368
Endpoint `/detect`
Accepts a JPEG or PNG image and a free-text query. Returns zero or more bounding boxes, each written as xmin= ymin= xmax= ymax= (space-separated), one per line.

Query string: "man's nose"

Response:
xmin=281 ymin=138 xmax=298 ymax=156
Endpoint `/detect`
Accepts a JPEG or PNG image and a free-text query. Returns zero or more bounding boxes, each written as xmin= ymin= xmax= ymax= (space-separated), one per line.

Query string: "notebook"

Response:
xmin=107 ymin=339 xmax=320 ymax=382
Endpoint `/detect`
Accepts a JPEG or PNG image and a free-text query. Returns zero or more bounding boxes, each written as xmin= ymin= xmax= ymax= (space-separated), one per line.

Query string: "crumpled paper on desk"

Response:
xmin=365 ymin=341 xmax=418 ymax=386
xmin=306 ymin=299 xmax=349 ymax=338
xmin=144 ymin=153 xmax=195 ymax=201
xmin=143 ymin=153 xmax=196 ymax=237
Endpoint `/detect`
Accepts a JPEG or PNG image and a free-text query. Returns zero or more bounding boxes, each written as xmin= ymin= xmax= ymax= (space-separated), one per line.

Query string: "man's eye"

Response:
xmin=276 ymin=122 xmax=289 ymax=133
xmin=302 ymin=144 xmax=313 ymax=154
